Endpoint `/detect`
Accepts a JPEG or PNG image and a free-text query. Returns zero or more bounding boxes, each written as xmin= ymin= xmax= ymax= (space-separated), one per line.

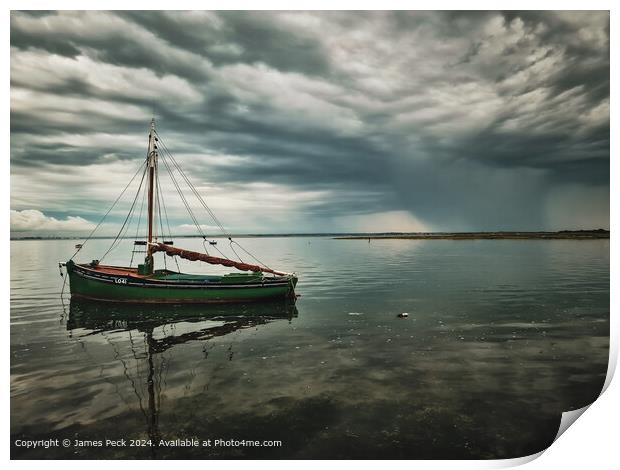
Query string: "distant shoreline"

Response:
xmin=10 ymin=230 xmax=609 ymax=241
xmin=334 ymin=230 xmax=610 ymax=240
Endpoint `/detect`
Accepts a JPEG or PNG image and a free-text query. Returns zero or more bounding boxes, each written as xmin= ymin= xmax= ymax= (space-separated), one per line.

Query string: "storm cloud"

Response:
xmin=10 ymin=11 xmax=610 ymax=234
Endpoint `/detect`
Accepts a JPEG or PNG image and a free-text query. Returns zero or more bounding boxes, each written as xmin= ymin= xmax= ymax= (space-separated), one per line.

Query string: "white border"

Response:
xmin=4 ymin=2 xmax=616 ymax=468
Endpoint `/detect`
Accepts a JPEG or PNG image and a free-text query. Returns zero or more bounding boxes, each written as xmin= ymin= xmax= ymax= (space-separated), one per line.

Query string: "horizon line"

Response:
xmin=10 ymin=229 xmax=610 ymax=241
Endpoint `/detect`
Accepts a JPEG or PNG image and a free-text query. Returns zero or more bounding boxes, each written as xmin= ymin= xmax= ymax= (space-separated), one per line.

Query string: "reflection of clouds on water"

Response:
xmin=143 ymin=311 xmax=606 ymax=457
xmin=14 ymin=299 xmax=296 ymax=434
xmin=12 ymin=299 xmax=608 ymax=458
xmin=10 ymin=237 xmax=609 ymax=458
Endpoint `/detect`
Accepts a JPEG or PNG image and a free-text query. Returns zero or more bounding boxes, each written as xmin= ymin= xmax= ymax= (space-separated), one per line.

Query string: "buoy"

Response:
xmin=398 ymin=312 xmax=409 ymax=318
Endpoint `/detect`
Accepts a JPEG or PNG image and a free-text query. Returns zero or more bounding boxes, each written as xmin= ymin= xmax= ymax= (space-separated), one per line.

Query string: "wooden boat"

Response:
xmin=62 ymin=119 xmax=298 ymax=304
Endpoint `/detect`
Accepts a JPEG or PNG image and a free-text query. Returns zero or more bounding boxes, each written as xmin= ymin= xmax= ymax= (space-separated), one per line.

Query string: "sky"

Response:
xmin=10 ymin=10 xmax=610 ymax=236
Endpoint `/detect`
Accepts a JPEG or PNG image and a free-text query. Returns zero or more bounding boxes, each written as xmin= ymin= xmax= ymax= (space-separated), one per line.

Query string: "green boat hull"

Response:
xmin=66 ymin=260 xmax=298 ymax=304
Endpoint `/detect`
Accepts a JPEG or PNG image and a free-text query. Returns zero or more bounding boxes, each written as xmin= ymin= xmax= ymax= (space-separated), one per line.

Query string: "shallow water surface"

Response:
xmin=10 ymin=237 xmax=609 ymax=459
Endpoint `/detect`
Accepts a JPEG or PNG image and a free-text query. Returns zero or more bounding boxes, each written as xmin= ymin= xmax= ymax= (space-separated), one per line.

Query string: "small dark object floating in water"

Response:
xmin=398 ymin=312 xmax=409 ymax=318
xmin=75 ymin=244 xmax=83 ymax=249
xmin=209 ymin=240 xmax=217 ymax=245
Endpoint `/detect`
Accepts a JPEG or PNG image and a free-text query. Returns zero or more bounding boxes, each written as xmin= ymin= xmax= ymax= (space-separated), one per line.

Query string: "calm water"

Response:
xmin=11 ymin=237 xmax=609 ymax=459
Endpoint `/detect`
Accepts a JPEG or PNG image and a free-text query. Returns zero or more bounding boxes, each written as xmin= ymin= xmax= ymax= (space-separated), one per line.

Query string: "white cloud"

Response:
xmin=337 ymin=210 xmax=432 ymax=233
xmin=10 ymin=159 xmax=149 ymax=214
xmin=11 ymin=87 xmax=152 ymax=125
xmin=217 ymin=62 xmax=364 ymax=135
xmin=11 ymin=49 xmax=203 ymax=106
xmin=175 ymin=223 xmax=221 ymax=234
xmin=10 ymin=209 xmax=95 ymax=233
xmin=11 ymin=11 xmax=212 ymax=81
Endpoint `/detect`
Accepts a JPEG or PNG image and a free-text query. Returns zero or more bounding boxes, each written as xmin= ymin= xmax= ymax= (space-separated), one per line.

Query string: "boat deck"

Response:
xmin=92 ymin=265 xmax=140 ymax=276
xmin=84 ymin=264 xmax=268 ymax=283
xmin=89 ymin=265 xmax=145 ymax=278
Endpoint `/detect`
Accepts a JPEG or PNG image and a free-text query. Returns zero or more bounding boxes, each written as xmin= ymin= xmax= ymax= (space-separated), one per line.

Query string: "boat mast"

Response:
xmin=145 ymin=118 xmax=158 ymax=271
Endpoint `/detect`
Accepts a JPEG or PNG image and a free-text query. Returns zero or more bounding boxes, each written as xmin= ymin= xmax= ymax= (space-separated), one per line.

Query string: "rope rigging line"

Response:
xmin=155 ymin=132 xmax=272 ymax=269
xmin=101 ymin=180 xmax=145 ymax=262
xmin=159 ymin=144 xmax=221 ymax=233
xmin=155 ymin=162 xmax=168 ymax=270
xmin=158 ymin=149 xmax=231 ymax=260
xmin=130 ymin=172 xmax=149 ymax=267
xmin=230 ymin=239 xmax=273 ymax=271
xmin=229 ymin=239 xmax=244 ymax=262
xmin=211 ymin=241 xmax=231 ymax=260
xmin=70 ymin=157 xmax=148 ymax=261
xmin=159 ymin=150 xmax=206 ymax=239
xmin=100 ymin=161 xmax=148 ymax=262
xmin=67 ymin=125 xmax=283 ymax=277
xmin=108 ymin=168 xmax=147 ymax=257
xmin=155 ymin=132 xmax=229 ymax=237
xmin=157 ymin=164 xmax=174 ymax=242
xmin=156 ymin=163 xmax=181 ymax=272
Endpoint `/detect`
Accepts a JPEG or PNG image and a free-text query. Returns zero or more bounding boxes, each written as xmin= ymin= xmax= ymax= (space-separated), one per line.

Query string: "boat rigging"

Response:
xmin=61 ymin=119 xmax=298 ymax=304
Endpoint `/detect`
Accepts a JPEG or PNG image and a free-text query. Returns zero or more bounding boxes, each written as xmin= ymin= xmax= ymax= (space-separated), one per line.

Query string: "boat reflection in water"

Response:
xmin=66 ymin=298 xmax=298 ymax=457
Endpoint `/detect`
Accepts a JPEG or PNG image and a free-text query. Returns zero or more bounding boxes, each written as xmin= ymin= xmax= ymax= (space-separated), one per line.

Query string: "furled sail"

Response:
xmin=150 ymin=242 xmax=289 ymax=276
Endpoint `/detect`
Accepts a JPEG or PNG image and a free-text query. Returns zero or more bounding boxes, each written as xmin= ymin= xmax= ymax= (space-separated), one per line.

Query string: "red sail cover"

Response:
xmin=151 ymin=243 xmax=288 ymax=276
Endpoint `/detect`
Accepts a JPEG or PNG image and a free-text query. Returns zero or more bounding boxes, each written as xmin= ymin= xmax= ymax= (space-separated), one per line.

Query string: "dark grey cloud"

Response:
xmin=10 ymin=11 xmax=609 ymax=233
xmin=120 ymin=11 xmax=334 ymax=77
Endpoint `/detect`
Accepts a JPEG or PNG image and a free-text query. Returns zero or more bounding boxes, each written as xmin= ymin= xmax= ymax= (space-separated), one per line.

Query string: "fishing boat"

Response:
xmin=61 ymin=119 xmax=298 ymax=304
